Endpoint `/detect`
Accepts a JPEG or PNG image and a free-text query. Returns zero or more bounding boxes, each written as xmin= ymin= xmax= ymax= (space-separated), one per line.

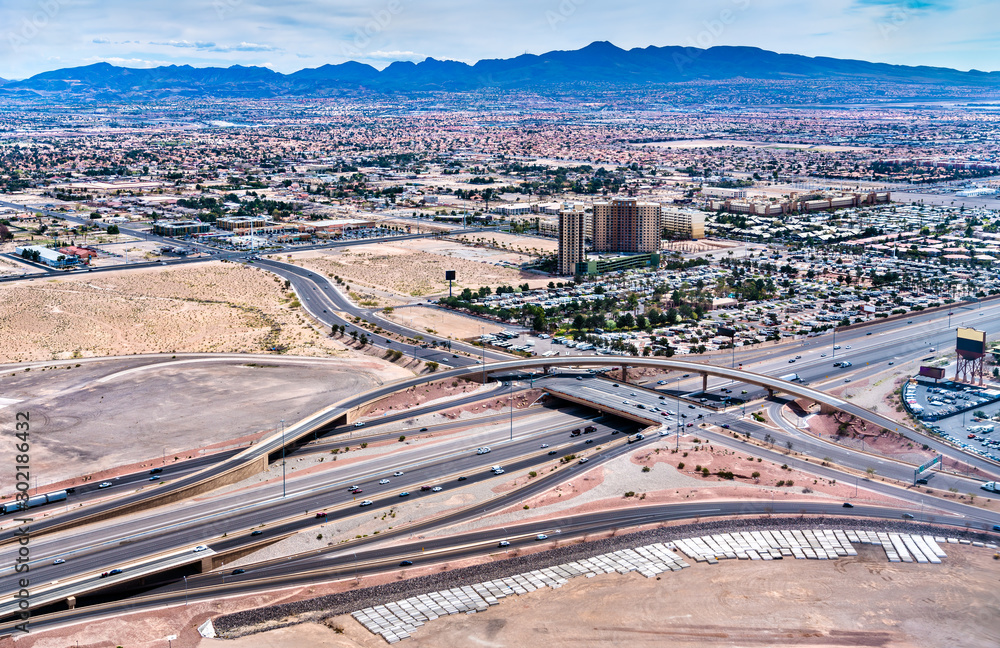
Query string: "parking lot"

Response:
xmin=904 ymin=378 xmax=1000 ymax=462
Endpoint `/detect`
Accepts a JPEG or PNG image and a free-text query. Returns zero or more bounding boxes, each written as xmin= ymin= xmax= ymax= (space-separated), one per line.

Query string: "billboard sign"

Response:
xmin=718 ymin=327 xmax=736 ymax=338
xmin=957 ymin=328 xmax=986 ymax=355
xmin=918 ymin=366 xmax=945 ymax=380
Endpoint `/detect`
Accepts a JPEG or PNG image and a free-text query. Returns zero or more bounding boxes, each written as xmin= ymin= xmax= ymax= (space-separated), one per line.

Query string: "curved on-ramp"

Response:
xmin=10 ymin=357 xmax=996 ymax=541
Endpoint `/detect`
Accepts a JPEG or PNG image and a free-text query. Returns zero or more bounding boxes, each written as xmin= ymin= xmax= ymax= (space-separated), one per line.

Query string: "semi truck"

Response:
xmin=981 ymin=481 xmax=1000 ymax=494
xmin=0 ymin=489 xmax=67 ymax=515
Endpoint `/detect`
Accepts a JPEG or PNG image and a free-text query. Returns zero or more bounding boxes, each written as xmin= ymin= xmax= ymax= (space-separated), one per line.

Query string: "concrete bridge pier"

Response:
xmin=621 ymin=365 xmax=628 ymax=384
xmin=702 ymin=374 xmax=709 ymax=393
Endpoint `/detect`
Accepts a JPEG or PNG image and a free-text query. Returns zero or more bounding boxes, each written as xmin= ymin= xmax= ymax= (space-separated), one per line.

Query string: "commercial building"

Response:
xmin=661 ymin=207 xmax=705 ymax=240
xmin=152 ymin=220 xmax=210 ymax=237
xmin=216 ymin=216 xmax=281 ymax=233
xmin=575 ymin=252 xmax=660 ymax=276
xmin=592 ymin=198 xmax=661 ymax=253
xmin=702 ymin=187 xmax=746 ymax=199
xmin=558 ymin=209 xmax=587 ymax=275
xmin=15 ymin=245 xmax=79 ymax=268
xmin=291 ymin=218 xmax=376 ymax=234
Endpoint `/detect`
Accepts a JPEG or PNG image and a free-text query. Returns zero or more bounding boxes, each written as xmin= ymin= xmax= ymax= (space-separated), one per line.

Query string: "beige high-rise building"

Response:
xmin=661 ymin=207 xmax=706 ymax=240
xmin=557 ymin=209 xmax=586 ymax=275
xmin=592 ymin=198 xmax=661 ymax=253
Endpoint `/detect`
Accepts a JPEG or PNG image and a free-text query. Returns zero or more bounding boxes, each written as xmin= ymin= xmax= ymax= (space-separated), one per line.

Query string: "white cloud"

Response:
xmin=84 ymin=56 xmax=176 ymax=69
xmin=366 ymin=50 xmax=422 ymax=60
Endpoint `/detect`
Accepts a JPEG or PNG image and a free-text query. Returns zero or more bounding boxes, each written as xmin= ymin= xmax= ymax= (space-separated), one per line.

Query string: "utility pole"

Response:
xmin=281 ymin=419 xmax=286 ymax=499
xmin=509 ymin=380 xmax=514 ymax=441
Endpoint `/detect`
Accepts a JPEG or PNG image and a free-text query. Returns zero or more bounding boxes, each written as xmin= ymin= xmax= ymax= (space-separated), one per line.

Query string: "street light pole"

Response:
xmin=675 ymin=376 xmax=681 ymax=451
xmin=509 ymin=380 xmax=514 ymax=441
xmin=281 ymin=419 xmax=286 ymax=499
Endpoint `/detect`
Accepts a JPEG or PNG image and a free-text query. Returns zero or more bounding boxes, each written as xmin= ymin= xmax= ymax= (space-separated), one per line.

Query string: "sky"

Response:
xmin=0 ymin=0 xmax=998 ymax=80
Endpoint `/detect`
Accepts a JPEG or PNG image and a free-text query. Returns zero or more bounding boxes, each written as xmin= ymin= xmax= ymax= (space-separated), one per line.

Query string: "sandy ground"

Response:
xmin=312 ymin=543 xmax=1000 ymax=648
xmin=0 ymin=262 xmax=351 ymax=362
xmin=0 ymin=355 xmax=410 ymax=492
xmin=381 ymin=306 xmax=504 ymax=339
xmin=288 ymin=238 xmax=547 ymax=298
xmin=454 ymin=232 xmax=559 ymax=257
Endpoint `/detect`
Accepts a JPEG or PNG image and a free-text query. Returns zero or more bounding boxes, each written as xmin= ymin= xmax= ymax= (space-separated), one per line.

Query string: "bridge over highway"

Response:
xmin=5 ymin=357 xmax=997 ymax=543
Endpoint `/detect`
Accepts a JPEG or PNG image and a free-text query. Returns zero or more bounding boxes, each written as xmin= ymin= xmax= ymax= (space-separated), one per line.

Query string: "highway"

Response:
xmin=0 ymin=403 xmax=637 ymax=615
xmin=3 ymin=499 xmax=973 ymax=634
xmin=3 ymin=368 xmax=999 ymax=629
xmin=543 ymin=375 xmax=996 ymax=495
xmin=6 ymin=354 xmax=997 ymax=551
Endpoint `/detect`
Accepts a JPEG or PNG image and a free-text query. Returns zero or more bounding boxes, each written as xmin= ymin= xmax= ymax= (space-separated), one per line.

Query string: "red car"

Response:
xmin=315 ymin=512 xmax=327 ymax=518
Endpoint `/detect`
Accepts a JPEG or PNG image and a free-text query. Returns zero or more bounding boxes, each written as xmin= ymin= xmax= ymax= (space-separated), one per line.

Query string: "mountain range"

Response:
xmin=2 ymin=41 xmax=998 ymax=101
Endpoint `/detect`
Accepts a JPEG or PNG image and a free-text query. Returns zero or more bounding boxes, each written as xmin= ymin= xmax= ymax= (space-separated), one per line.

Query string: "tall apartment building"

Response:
xmin=661 ymin=207 xmax=705 ymax=239
xmin=592 ymin=198 xmax=661 ymax=253
xmin=557 ymin=209 xmax=587 ymax=275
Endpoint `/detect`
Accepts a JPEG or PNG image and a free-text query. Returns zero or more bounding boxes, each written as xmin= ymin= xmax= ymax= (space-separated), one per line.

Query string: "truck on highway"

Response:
xmin=0 ymin=489 xmax=67 ymax=515
xmin=779 ymin=373 xmax=800 ymax=382
xmin=981 ymin=481 xmax=1000 ymax=494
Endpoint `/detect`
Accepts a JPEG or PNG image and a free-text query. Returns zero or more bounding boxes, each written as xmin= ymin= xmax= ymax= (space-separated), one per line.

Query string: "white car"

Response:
xmin=535 ymin=534 xmax=548 ymax=541
xmin=379 ymin=479 xmax=390 ymax=485
xmin=476 ymin=447 xmax=491 ymax=455
xmin=52 ymin=559 xmax=65 ymax=565
xmin=98 ymin=481 xmax=113 ymax=489
xmin=659 ymin=430 xmax=671 ymax=437
xmin=393 ymin=471 xmax=404 ymax=477
xmin=498 ymin=540 xmax=511 ymax=547
xmin=193 ymin=545 xmax=209 ymax=552
xmin=431 ymin=486 xmax=443 ymax=492
xmin=540 ymin=443 xmax=549 ymax=448
xmin=353 ymin=421 xmax=365 ymax=428
xmin=359 ymin=500 xmax=373 ymax=507
xmin=579 ymin=457 xmax=589 ymax=464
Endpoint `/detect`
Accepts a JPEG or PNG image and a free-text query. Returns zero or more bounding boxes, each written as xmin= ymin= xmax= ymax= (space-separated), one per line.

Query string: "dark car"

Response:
xmin=231 ymin=569 xmax=246 ymax=575
xmin=315 ymin=512 xmax=327 ymax=518
xmin=108 ymin=569 xmax=123 ymax=576
xmin=458 ymin=476 xmax=467 ymax=481
xmin=688 ymin=405 xmax=695 ymax=409
xmin=915 ymin=478 xmax=928 ymax=485
xmin=721 ymin=424 xmax=730 ymax=429
xmin=251 ymin=530 xmax=264 ymax=536
xmin=148 ymin=476 xmax=160 ymax=481
xmin=585 ymin=439 xmax=594 ymax=444
xmin=399 ymin=560 xmax=413 ymax=566
xmin=149 ymin=468 xmax=163 ymax=474
xmin=548 ymin=450 xmax=558 ymax=455
xmin=420 ymin=427 xmax=428 ymax=432
xmin=420 ymin=485 xmax=432 ymax=491
xmin=993 ymin=524 xmax=1000 ymax=532
xmin=842 ymin=502 xmax=854 ymax=508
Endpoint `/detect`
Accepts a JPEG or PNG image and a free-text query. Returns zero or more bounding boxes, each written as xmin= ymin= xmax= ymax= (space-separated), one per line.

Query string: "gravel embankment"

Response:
xmin=212 ymin=517 xmax=999 ymax=638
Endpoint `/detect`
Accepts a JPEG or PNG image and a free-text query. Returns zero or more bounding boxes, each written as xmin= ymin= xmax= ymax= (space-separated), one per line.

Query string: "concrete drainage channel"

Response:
xmin=344 ymin=529 xmax=986 ymax=644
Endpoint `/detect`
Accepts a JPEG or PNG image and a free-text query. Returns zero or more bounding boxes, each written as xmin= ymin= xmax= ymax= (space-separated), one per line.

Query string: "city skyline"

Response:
xmin=1 ymin=0 xmax=998 ymax=80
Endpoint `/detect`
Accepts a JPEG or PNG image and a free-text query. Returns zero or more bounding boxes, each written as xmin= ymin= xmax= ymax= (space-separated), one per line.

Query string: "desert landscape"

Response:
xmin=0 ymin=261 xmax=342 ymax=362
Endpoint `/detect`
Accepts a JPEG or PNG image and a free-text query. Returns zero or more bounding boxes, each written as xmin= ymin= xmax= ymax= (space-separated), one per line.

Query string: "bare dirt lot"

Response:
xmin=0 ymin=262 xmax=346 ymax=362
xmin=381 ymin=305 xmax=504 ymax=339
xmin=288 ymin=238 xmax=549 ymax=299
xmin=0 ymin=355 xmax=409 ymax=491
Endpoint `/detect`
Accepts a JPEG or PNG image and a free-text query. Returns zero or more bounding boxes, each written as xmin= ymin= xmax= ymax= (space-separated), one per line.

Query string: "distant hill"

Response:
xmin=2 ymin=42 xmax=998 ymax=101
